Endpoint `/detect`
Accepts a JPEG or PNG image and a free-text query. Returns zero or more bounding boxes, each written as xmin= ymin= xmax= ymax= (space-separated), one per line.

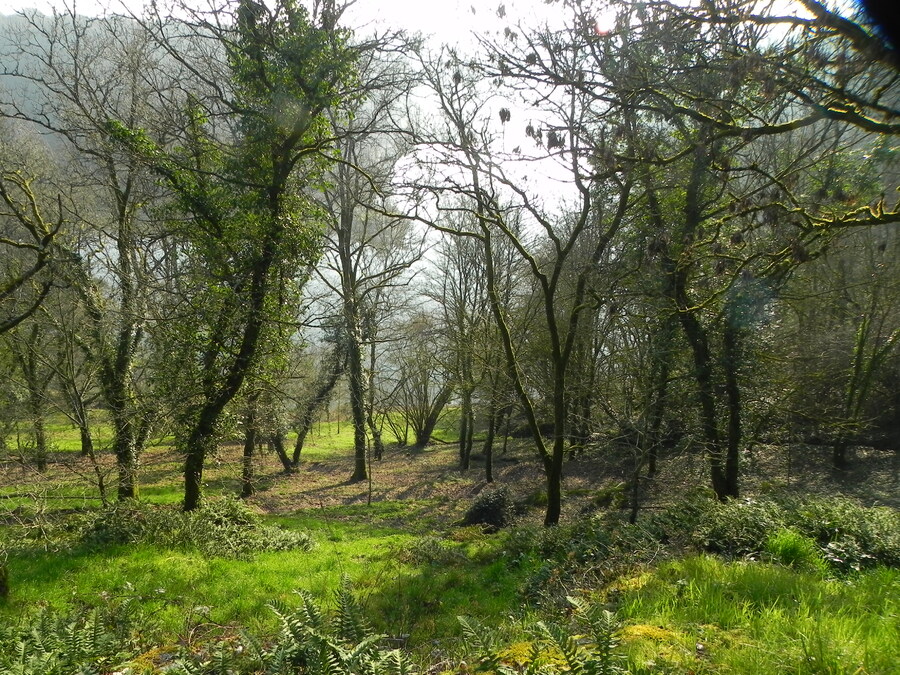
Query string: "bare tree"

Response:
xmin=0 ymin=124 xmax=63 ymax=335
xmin=315 ymin=46 xmax=422 ymax=482
xmin=1 ymin=8 xmax=175 ymax=498
xmin=407 ymin=43 xmax=633 ymax=525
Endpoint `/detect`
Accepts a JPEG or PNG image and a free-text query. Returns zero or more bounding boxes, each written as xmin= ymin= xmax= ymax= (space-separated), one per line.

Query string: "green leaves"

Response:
xmin=458 ymin=599 xmax=626 ymax=675
xmin=258 ymin=581 xmax=414 ymax=675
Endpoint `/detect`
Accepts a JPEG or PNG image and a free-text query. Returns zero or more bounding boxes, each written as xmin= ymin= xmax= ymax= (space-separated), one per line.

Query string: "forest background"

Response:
xmin=0 ymin=0 xmax=898 ymax=673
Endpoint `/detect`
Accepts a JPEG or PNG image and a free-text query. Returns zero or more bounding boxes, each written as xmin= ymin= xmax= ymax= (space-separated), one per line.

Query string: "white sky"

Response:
xmin=0 ymin=0 xmax=523 ymax=43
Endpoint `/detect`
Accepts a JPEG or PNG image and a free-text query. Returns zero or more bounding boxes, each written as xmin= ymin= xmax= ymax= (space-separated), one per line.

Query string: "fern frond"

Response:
xmin=458 ymin=615 xmax=496 ymax=656
xmin=522 ymin=640 xmax=545 ymax=675
xmin=294 ymin=589 xmax=327 ymax=630
xmin=333 ymin=577 xmax=373 ymax=644
xmin=536 ymin=621 xmax=585 ymax=675
xmin=321 ymin=644 xmax=347 ymax=675
xmin=379 ymin=648 xmax=417 ymax=675
xmin=342 ymin=633 xmax=383 ymax=667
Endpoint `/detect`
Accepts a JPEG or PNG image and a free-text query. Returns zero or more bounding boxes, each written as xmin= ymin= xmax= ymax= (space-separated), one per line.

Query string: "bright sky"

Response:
xmin=0 ymin=0 xmax=521 ymax=43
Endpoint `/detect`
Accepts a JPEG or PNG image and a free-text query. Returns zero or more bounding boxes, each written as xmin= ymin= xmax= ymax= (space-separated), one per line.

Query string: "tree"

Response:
xmin=110 ymin=0 xmax=358 ymax=510
xmin=4 ymin=320 xmax=55 ymax=471
xmin=385 ymin=312 xmax=453 ymax=450
xmin=316 ymin=53 xmax=421 ymax=481
xmin=1 ymin=8 xmax=174 ymax=499
xmin=484 ymin=0 xmax=900 ymax=503
xmin=290 ymin=327 xmax=346 ymax=464
xmin=409 ymin=43 xmax=633 ymax=525
xmin=429 ymin=230 xmax=488 ymax=471
xmin=0 ymin=124 xmax=62 ymax=335
xmin=780 ymin=224 xmax=900 ymax=469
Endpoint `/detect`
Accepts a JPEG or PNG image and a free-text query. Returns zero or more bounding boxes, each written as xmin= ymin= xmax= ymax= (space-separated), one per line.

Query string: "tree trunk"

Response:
xmin=346 ymin=331 xmax=368 ymax=483
xmin=414 ymin=383 xmax=453 ymax=449
xmin=292 ymin=428 xmax=308 ymax=466
xmin=544 ymin=438 xmax=564 ymax=527
xmin=678 ymin=309 xmax=730 ymax=500
xmin=183 ymin=406 xmax=222 ymax=511
xmin=644 ymin=317 xmax=675 ymax=478
xmin=483 ymin=407 xmax=496 ymax=483
xmin=544 ymin=381 xmax=568 ymax=526
xmin=501 ymin=405 xmax=511 ymax=455
xmin=79 ymin=424 xmax=94 ymax=457
xmin=459 ymin=390 xmax=473 ymax=470
xmin=183 ymin=230 xmax=279 ymax=511
xmin=241 ymin=404 xmax=257 ymax=498
xmin=722 ymin=317 xmax=742 ymax=498
xmin=291 ymin=352 xmax=343 ymax=466
xmin=16 ymin=329 xmax=51 ymax=473
xmin=366 ymin=340 xmax=384 ymax=461
xmin=367 ymin=413 xmax=384 ymax=461
xmin=111 ymin=414 xmax=139 ymax=500
xmin=269 ymin=429 xmax=293 ymax=474
xmin=23 ymin=365 xmax=49 ymax=472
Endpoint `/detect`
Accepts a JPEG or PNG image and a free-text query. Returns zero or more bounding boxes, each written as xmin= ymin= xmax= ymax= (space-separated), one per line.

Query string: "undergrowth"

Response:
xmin=82 ymin=497 xmax=313 ymax=559
xmin=1 ymin=492 xmax=897 ymax=675
xmin=505 ymin=493 xmax=900 ymax=608
xmin=0 ymin=579 xmax=416 ymax=675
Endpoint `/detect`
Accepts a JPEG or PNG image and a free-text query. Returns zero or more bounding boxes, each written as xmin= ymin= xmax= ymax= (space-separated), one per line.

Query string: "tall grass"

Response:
xmin=618 ymin=555 xmax=900 ymax=674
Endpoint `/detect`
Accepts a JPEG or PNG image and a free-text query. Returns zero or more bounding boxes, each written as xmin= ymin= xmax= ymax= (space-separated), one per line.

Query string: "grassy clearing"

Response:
xmin=2 ymin=515 xmax=410 ymax=639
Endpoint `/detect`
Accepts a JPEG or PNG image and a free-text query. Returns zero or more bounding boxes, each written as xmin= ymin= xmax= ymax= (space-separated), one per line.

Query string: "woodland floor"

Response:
xmin=1 ymin=425 xmax=897 ymax=524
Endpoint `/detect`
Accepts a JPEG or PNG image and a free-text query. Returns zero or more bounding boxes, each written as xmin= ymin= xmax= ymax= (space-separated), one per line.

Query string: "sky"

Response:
xmin=0 ymin=0 xmax=510 ymax=42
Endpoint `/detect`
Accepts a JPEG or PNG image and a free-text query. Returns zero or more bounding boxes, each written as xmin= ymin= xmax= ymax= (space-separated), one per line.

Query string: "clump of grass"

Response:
xmin=765 ymin=528 xmax=827 ymax=574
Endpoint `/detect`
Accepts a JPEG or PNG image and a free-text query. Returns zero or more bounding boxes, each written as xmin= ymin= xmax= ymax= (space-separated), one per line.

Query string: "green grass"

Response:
xmin=616 ymin=555 xmax=900 ymax=674
xmin=0 ymin=500 xmax=532 ymax=650
xmin=1 ymin=516 xmax=410 ymax=637
xmin=275 ymin=503 xmax=533 ymax=644
xmin=3 ymin=418 xmax=899 ymax=673
xmin=296 ymin=421 xmax=358 ymax=459
xmin=3 ymin=411 xmax=115 ymax=453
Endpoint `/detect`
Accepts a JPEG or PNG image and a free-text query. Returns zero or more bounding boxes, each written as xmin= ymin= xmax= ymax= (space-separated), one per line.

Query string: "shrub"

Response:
xmin=783 ymin=497 xmax=900 ymax=571
xmin=81 ymin=497 xmax=313 ymax=558
xmin=650 ymin=495 xmax=900 ymax=574
xmin=398 ymin=535 xmax=463 ymax=565
xmin=463 ymin=487 xmax=514 ymax=531
xmin=693 ymin=498 xmax=787 ymax=556
xmin=592 ymin=482 xmax=627 ymax=510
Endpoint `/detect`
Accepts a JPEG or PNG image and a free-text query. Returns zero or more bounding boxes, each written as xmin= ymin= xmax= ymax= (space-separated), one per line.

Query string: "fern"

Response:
xmin=536 ymin=621 xmax=585 ymax=675
xmin=457 ymin=615 xmax=519 ymax=675
xmin=379 ymin=649 xmax=416 ymax=675
xmin=458 ymin=615 xmax=498 ymax=656
xmin=333 ymin=576 xmax=372 ymax=645
xmin=294 ymin=588 xmax=328 ymax=630
xmin=0 ymin=594 xmax=151 ymax=675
